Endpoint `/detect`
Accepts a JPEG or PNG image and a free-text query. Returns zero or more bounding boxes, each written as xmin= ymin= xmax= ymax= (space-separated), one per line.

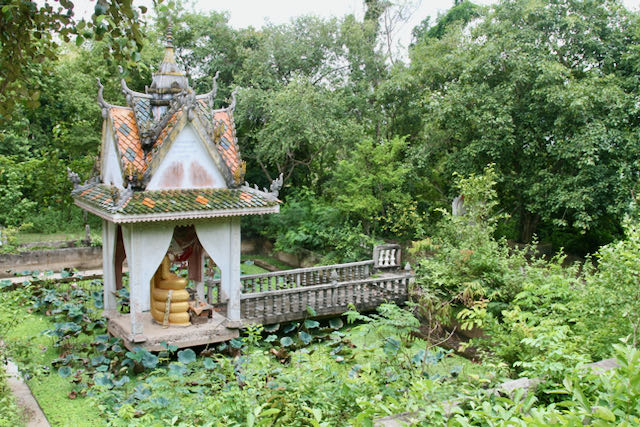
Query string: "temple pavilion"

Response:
xmin=70 ymin=32 xmax=280 ymax=350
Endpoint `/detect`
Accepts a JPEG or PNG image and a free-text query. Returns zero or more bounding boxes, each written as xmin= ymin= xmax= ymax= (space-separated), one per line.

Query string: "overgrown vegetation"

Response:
xmin=406 ymin=167 xmax=640 ymax=423
xmin=0 ymin=365 xmax=23 ymax=427
xmin=3 ymin=0 xmax=640 ymax=424
xmin=0 ymin=278 xmax=483 ymax=425
xmin=3 ymin=0 xmax=639 ymax=255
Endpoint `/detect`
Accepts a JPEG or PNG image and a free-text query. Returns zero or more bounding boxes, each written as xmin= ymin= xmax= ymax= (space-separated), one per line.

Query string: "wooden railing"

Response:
xmin=240 ymin=273 xmax=410 ymax=325
xmin=204 ymin=260 xmax=375 ymax=303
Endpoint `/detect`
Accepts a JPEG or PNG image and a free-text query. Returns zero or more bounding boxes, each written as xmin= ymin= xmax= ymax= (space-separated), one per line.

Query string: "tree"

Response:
xmin=408 ymin=0 xmax=640 ymax=246
xmin=0 ymin=0 xmax=154 ymax=120
xmin=411 ymin=0 xmax=481 ymax=44
xmin=165 ymin=10 xmax=241 ymax=103
xmin=232 ymin=16 xmax=373 ymax=188
xmin=240 ymin=77 xmax=363 ymax=187
xmin=329 ymin=136 xmax=424 ymax=240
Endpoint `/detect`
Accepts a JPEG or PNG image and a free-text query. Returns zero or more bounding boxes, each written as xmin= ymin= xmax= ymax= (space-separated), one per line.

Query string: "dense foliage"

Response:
xmin=0 ymin=0 xmax=156 ymax=120
xmin=2 ymin=0 xmax=638 ymax=256
xmin=2 ymin=1 xmax=640 ymax=423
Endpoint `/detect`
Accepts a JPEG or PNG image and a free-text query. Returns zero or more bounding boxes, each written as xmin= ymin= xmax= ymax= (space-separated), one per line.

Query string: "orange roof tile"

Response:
xmin=213 ymin=110 xmax=242 ymax=179
xmin=142 ymin=197 xmax=156 ymax=208
xmin=195 ymin=195 xmax=209 ymax=205
xmin=110 ymin=107 xmax=145 ymax=173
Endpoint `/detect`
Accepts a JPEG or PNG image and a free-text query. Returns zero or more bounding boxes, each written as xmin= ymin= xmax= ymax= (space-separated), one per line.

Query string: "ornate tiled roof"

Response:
xmin=108 ymin=103 xmax=237 ymax=179
xmin=80 ymin=31 xmax=274 ymax=223
xmin=73 ymin=183 xmax=279 ymax=223
xmin=96 ymin=31 xmax=245 ymax=189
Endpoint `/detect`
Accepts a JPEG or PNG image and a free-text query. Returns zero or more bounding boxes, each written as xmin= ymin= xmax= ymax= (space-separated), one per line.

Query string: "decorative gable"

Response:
xmin=146 ymin=123 xmax=227 ymax=190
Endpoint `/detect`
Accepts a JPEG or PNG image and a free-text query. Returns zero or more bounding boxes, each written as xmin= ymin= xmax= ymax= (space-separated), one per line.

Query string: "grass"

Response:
xmin=1 ymin=308 xmax=103 ymax=427
xmin=240 ymin=260 xmax=270 ymax=275
xmin=14 ymin=232 xmax=86 ymax=245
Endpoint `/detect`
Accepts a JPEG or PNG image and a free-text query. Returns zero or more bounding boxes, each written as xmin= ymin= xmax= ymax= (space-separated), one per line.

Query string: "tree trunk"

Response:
xmin=520 ymin=210 xmax=539 ymax=243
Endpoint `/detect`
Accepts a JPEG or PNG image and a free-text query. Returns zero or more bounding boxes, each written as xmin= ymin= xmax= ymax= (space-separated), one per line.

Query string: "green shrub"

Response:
xmin=260 ymin=187 xmax=379 ymax=263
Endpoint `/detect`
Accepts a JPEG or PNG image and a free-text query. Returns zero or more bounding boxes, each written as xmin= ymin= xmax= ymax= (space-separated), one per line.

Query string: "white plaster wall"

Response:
xmin=102 ymin=124 xmax=124 ymax=188
xmin=147 ymin=124 xmax=226 ymax=190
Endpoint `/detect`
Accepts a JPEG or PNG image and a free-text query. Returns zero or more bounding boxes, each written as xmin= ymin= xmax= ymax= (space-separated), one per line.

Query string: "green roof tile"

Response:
xmin=72 ymin=184 xmax=279 ymax=221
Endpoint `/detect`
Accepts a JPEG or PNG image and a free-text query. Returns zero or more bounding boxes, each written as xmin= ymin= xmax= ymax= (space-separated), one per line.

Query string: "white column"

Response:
xmin=121 ymin=222 xmax=174 ymax=338
xmin=102 ymin=220 xmax=118 ymax=312
xmin=195 ymin=219 xmax=241 ymax=325
xmin=229 ymin=217 xmax=241 ymax=324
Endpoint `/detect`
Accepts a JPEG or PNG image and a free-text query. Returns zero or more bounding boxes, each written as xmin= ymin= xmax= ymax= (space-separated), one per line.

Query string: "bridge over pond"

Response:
xmin=107 ymin=245 xmax=413 ymax=351
xmin=206 ymin=258 xmax=412 ymax=327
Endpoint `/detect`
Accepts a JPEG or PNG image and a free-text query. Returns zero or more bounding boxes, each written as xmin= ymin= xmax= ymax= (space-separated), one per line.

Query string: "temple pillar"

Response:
xmin=121 ymin=222 xmax=174 ymax=338
xmin=101 ymin=220 xmax=118 ymax=312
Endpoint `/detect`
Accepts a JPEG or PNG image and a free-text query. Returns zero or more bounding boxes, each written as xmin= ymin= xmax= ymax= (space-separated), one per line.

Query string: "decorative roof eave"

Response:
xmin=96 ymin=78 xmax=113 ymax=119
xmin=119 ymin=69 xmax=152 ymax=103
xmin=190 ymin=111 xmax=237 ymax=187
xmin=195 ymin=70 xmax=219 ymax=109
xmin=74 ymin=199 xmax=279 ymax=223
xmin=213 ymin=88 xmax=237 ymax=113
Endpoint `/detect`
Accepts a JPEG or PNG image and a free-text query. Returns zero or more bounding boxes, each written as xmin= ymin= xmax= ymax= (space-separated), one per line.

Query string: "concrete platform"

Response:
xmin=105 ymin=311 xmax=239 ymax=351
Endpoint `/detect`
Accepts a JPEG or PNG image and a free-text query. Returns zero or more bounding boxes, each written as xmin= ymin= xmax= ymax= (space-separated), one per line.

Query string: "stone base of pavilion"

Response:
xmin=104 ymin=310 xmax=239 ymax=352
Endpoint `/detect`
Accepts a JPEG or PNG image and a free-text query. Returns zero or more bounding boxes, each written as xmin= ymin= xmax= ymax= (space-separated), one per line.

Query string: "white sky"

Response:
xmin=66 ymin=0 xmax=640 ymax=56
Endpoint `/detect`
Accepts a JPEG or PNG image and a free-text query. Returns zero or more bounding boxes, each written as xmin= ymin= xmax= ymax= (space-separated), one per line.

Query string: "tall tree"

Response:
xmin=409 ymin=0 xmax=640 ymax=245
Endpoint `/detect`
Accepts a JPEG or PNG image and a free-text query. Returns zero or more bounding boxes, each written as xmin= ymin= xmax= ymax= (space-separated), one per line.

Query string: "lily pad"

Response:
xmin=94 ymin=373 xmax=113 ymax=387
xmin=177 ymin=349 xmax=196 ymax=364
xmin=114 ymin=375 xmax=130 ymax=387
xmin=329 ymin=318 xmax=344 ymax=330
xmin=264 ymin=323 xmax=280 ymax=333
xmin=299 ymin=331 xmax=313 ymax=345
xmin=280 ymin=336 xmax=294 ymax=347
xmin=160 ymin=341 xmax=178 ymax=352
xmin=141 ymin=352 xmax=159 ymax=369
xmin=203 ymin=358 xmax=217 ymax=370
xmin=58 ymin=366 xmax=72 ymax=377
xmin=168 ymin=362 xmax=188 ymax=377
xmin=264 ymin=334 xmax=278 ymax=343
xmin=304 ymin=319 xmax=320 ymax=329
xmin=283 ymin=323 xmax=298 ymax=334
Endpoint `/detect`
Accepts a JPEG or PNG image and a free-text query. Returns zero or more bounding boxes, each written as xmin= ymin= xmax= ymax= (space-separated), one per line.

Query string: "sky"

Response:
xmin=67 ymin=0 xmax=640 ymax=55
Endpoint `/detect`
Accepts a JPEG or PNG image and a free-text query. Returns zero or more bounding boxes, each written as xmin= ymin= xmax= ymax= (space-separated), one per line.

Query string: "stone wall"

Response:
xmin=0 ymin=246 xmax=103 ymax=277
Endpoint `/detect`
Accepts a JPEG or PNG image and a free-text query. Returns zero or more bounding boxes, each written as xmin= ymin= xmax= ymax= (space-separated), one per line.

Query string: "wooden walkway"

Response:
xmin=205 ymin=252 xmax=413 ymax=326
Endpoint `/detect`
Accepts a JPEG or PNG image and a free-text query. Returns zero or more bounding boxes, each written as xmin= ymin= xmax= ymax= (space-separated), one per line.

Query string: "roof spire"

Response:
xmin=166 ymin=23 xmax=174 ymax=48
xmin=147 ymin=21 xmax=189 ymax=96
